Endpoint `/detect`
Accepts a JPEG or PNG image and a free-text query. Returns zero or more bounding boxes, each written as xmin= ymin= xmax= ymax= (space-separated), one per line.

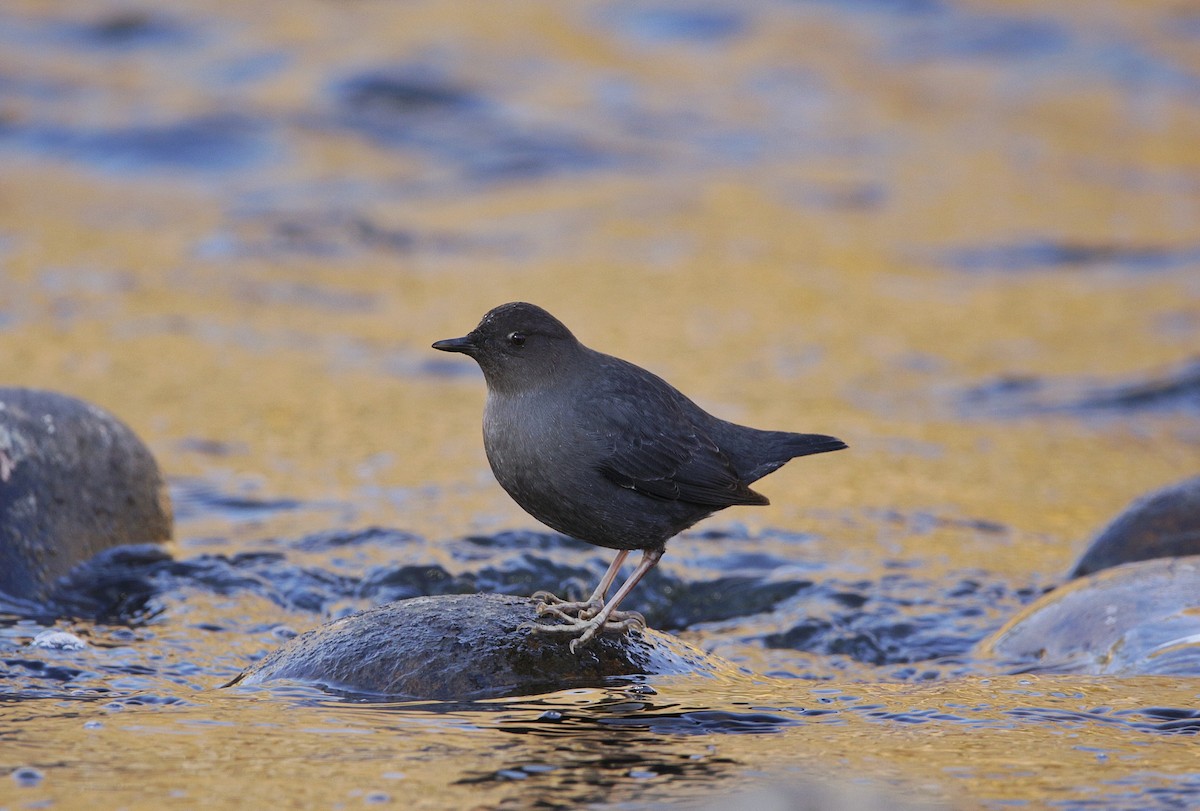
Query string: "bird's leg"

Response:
xmin=531 ymin=549 xmax=629 ymax=621
xmin=528 ymin=548 xmax=665 ymax=653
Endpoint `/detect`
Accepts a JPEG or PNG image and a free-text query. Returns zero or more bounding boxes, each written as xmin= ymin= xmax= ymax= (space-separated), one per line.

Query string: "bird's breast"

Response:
xmin=482 ymin=391 xmax=571 ymax=496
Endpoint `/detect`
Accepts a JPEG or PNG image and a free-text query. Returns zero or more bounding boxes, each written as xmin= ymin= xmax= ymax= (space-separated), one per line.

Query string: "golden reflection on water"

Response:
xmin=1 ymin=0 xmax=1199 ymax=808
xmin=5 ymin=675 xmax=1200 ymax=809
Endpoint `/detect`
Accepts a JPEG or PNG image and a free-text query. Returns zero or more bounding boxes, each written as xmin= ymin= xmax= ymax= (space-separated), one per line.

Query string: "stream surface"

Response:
xmin=2 ymin=1 xmax=1199 ymax=808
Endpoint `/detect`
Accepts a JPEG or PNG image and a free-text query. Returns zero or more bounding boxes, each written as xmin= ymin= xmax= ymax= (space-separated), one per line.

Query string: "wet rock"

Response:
xmin=0 ymin=388 xmax=172 ymax=601
xmin=227 ymin=593 xmax=727 ymax=699
xmin=973 ymin=557 xmax=1200 ymax=676
xmin=1069 ymin=476 xmax=1200 ymax=578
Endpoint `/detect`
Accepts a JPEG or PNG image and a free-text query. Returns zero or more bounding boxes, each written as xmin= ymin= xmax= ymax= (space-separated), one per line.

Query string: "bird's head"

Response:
xmin=432 ymin=302 xmax=583 ymax=392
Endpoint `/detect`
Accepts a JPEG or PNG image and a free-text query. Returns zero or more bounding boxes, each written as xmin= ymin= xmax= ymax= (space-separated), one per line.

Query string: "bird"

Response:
xmin=433 ymin=302 xmax=846 ymax=652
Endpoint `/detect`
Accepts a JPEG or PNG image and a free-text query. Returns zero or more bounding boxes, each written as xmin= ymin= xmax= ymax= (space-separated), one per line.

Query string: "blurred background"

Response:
xmin=1 ymin=1 xmax=1198 ymax=807
xmin=1 ymin=0 xmax=1196 ymax=555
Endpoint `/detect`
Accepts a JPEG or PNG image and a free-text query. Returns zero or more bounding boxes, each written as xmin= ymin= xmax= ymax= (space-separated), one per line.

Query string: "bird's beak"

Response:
xmin=432 ymin=335 xmax=476 ymax=354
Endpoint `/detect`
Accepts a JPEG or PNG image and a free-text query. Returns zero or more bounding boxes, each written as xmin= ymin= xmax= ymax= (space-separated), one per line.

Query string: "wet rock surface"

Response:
xmin=974 ymin=556 xmax=1200 ymax=676
xmin=227 ymin=592 xmax=723 ymax=699
xmin=1069 ymin=476 xmax=1200 ymax=578
xmin=0 ymin=388 xmax=172 ymax=602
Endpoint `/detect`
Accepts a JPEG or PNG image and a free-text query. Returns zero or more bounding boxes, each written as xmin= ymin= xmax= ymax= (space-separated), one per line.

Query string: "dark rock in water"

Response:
xmin=1069 ymin=477 xmax=1200 ymax=578
xmin=974 ymin=556 xmax=1200 ymax=676
xmin=226 ymin=593 xmax=729 ymax=699
xmin=0 ymin=388 xmax=172 ymax=601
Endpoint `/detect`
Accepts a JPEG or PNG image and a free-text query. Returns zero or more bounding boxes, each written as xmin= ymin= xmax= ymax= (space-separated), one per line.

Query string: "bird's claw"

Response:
xmin=536 ymin=604 xmax=582 ymax=621
xmin=568 ymin=633 xmax=592 ymax=654
xmin=604 ymin=610 xmax=645 ymax=630
xmin=523 ymin=609 xmax=646 ymax=652
xmin=531 ymin=591 xmax=604 ymax=621
xmin=535 ymin=602 xmax=605 ymax=622
xmin=527 ymin=611 xmax=644 ymax=633
xmin=568 ymin=615 xmax=645 ymax=653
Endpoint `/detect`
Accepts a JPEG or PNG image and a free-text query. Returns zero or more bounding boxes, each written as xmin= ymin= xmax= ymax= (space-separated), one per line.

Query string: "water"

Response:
xmin=2 ymin=0 xmax=1199 ymax=808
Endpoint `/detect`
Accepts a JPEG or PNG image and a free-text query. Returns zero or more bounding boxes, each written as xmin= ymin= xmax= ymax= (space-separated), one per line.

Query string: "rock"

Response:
xmin=0 ymin=388 xmax=172 ymax=601
xmin=227 ymin=593 xmax=731 ymax=699
xmin=1069 ymin=477 xmax=1200 ymax=578
xmin=974 ymin=556 xmax=1200 ymax=676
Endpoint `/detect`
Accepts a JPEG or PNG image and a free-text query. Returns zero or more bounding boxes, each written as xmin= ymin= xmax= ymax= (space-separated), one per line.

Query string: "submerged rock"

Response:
xmin=974 ymin=556 xmax=1200 ymax=676
xmin=0 ymin=388 xmax=172 ymax=601
xmin=1069 ymin=476 xmax=1200 ymax=578
xmin=227 ymin=593 xmax=728 ymax=699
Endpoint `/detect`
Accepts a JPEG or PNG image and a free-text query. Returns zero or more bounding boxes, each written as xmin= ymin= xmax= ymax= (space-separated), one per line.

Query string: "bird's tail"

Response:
xmin=742 ymin=431 xmax=847 ymax=482
xmin=781 ymin=433 xmax=848 ymax=459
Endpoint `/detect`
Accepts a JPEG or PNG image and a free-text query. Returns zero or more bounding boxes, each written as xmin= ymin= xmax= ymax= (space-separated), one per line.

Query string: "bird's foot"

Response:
xmin=530 ymin=590 xmax=604 ymax=621
xmin=522 ymin=609 xmax=646 ymax=653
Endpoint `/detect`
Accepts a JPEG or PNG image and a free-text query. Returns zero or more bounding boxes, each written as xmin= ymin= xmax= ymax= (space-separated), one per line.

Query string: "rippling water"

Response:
xmin=2 ymin=0 xmax=1198 ymax=808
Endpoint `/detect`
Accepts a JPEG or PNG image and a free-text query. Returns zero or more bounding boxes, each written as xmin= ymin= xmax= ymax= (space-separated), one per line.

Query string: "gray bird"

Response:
xmin=433 ymin=302 xmax=846 ymax=652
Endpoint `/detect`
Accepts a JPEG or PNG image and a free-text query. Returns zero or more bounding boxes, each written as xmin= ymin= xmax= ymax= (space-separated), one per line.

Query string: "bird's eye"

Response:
xmin=507 ymin=331 xmax=527 ymax=347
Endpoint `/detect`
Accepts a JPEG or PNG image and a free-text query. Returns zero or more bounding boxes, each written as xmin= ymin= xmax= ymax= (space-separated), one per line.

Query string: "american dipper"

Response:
xmin=433 ymin=302 xmax=846 ymax=652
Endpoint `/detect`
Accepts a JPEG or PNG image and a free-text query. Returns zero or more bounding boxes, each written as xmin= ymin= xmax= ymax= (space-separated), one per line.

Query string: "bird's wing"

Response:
xmin=581 ymin=368 xmax=768 ymax=508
